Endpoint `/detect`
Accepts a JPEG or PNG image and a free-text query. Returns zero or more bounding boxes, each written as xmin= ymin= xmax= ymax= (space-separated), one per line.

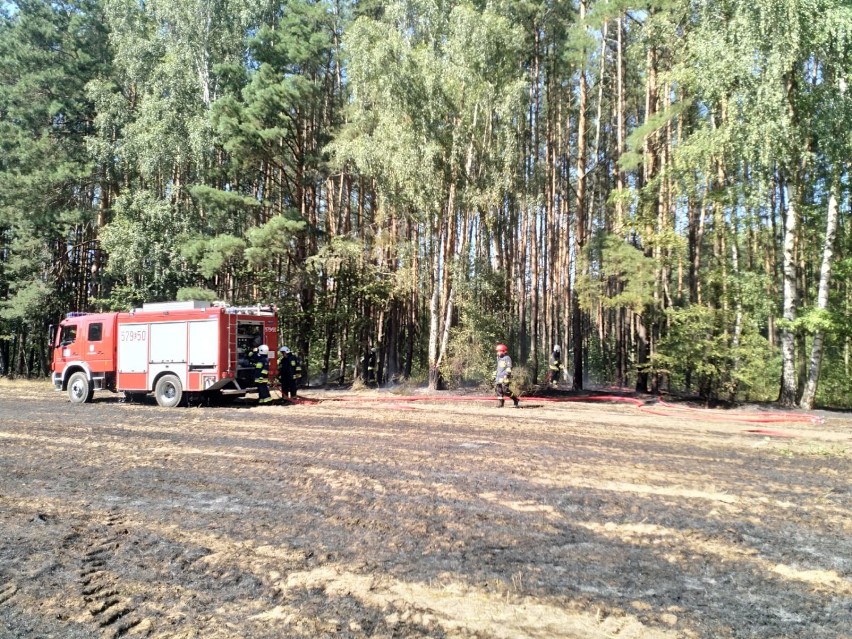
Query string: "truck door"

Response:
xmin=82 ymin=319 xmax=114 ymax=373
xmin=55 ymin=322 xmax=81 ymax=369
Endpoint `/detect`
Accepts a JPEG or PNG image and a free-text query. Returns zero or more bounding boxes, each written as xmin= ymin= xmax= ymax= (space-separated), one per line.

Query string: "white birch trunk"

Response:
xmin=799 ymin=183 xmax=839 ymax=409
xmin=427 ymin=277 xmax=441 ymax=390
xmin=427 ymin=212 xmax=444 ymax=391
xmin=779 ymin=186 xmax=798 ymax=406
xmin=436 ymin=286 xmax=454 ymax=370
xmin=729 ymin=220 xmax=743 ymax=401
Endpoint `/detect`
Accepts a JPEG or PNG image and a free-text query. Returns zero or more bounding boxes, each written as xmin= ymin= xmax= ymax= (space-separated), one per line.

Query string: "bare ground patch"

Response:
xmin=0 ymin=383 xmax=850 ymax=638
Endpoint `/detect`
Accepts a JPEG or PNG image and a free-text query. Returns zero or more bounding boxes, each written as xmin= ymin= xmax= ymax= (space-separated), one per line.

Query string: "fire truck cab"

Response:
xmin=51 ymin=301 xmax=278 ymax=407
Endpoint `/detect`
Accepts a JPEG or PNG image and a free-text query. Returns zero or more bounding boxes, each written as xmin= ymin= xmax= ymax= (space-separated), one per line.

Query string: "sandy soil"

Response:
xmin=0 ymin=380 xmax=850 ymax=639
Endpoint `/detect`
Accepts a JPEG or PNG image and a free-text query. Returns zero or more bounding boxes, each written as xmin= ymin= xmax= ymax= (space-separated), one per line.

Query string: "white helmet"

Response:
xmin=553 ymin=345 xmax=561 ymax=352
xmin=279 ymin=346 xmax=290 ymax=353
xmin=258 ymin=344 xmax=269 ymax=355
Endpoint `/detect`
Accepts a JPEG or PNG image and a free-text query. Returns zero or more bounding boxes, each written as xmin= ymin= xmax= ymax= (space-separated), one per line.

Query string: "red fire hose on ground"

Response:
xmin=290 ymin=392 xmax=825 ymax=436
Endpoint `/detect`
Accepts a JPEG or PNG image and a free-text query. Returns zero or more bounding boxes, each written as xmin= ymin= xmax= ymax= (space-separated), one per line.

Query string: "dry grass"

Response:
xmin=0 ymin=382 xmax=850 ymax=638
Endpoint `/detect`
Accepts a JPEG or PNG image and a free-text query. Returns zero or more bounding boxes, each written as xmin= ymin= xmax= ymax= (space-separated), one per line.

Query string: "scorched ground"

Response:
xmin=0 ymin=381 xmax=850 ymax=639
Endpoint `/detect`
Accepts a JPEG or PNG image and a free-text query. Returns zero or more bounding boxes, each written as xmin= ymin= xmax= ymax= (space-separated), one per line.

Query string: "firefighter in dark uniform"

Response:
xmin=277 ymin=346 xmax=293 ymax=400
xmin=494 ymin=343 xmax=519 ymax=408
xmin=243 ymin=335 xmax=262 ymax=378
xmin=277 ymin=346 xmax=303 ymax=400
xmin=246 ymin=335 xmax=262 ymax=359
xmin=547 ymin=345 xmax=562 ymax=387
xmin=252 ymin=344 xmax=273 ymax=404
xmin=290 ymin=349 xmax=304 ymax=396
xmin=361 ymin=347 xmax=377 ymax=386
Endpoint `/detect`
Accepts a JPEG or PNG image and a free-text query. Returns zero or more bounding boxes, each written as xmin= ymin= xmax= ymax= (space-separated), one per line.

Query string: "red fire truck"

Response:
xmin=50 ymin=301 xmax=278 ymax=406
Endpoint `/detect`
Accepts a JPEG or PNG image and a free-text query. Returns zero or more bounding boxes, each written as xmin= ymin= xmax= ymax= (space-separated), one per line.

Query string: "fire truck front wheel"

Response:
xmin=68 ymin=372 xmax=94 ymax=404
xmin=154 ymin=374 xmax=184 ymax=408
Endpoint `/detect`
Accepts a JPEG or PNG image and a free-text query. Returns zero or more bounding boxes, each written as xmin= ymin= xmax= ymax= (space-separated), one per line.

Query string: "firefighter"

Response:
xmin=277 ymin=346 xmax=292 ymax=400
xmin=361 ymin=347 xmax=377 ymax=386
xmin=252 ymin=344 xmax=273 ymax=404
xmin=289 ymin=348 xmax=304 ymax=397
xmin=277 ymin=346 xmax=302 ymax=400
xmin=494 ymin=343 xmax=519 ymax=408
xmin=548 ymin=345 xmax=562 ymax=387
xmin=243 ymin=335 xmax=262 ymax=371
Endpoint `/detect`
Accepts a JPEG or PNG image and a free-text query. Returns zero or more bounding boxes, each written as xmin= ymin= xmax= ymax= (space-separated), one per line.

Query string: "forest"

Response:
xmin=0 ymin=0 xmax=850 ymax=407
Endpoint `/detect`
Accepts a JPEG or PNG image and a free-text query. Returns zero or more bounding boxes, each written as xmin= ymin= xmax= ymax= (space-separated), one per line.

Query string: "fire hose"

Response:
xmin=303 ymin=393 xmax=824 ymax=434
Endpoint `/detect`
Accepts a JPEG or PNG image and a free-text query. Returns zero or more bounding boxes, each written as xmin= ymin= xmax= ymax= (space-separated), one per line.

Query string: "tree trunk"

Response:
xmin=427 ymin=239 xmax=442 ymax=391
xmin=615 ymin=15 xmax=626 ymax=235
xmin=729 ymin=212 xmax=744 ymax=402
xmin=573 ymin=0 xmax=588 ymax=391
xmin=799 ymin=180 xmax=839 ymax=409
xmin=436 ymin=286 xmax=454 ymax=374
xmin=635 ymin=313 xmax=649 ymax=393
xmin=779 ymin=181 xmax=799 ymax=406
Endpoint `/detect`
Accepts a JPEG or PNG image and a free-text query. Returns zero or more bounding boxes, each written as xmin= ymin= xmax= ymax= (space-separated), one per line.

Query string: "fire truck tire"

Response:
xmin=68 ymin=372 xmax=94 ymax=404
xmin=154 ymin=374 xmax=183 ymax=408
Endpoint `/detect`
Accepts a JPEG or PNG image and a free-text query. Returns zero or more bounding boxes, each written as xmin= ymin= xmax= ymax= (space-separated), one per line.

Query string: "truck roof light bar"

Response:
xmin=127 ymin=300 xmax=276 ymax=316
xmin=223 ymin=306 xmax=276 ymax=316
xmin=139 ymin=301 xmax=211 ymax=311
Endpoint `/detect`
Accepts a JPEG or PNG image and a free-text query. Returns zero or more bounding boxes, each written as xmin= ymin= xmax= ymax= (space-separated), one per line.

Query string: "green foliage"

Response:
xmin=0 ymin=0 xmax=109 ymax=372
xmin=1 ymin=0 xmax=851 ymax=403
xmin=440 ymin=324 xmax=493 ymax=389
xmin=334 ymin=0 xmax=527 ymax=218
xmin=441 ymin=263 xmax=512 ymax=387
xmin=245 ymin=215 xmax=307 ymax=266
xmin=306 ymin=236 xmax=364 ymax=277
xmin=100 ymin=190 xmax=194 ymax=303
xmin=622 ymin=101 xmax=691 ymax=171
xmin=176 ymin=287 xmax=217 ymax=302
xmin=182 ymin=234 xmax=246 ymax=279
xmin=508 ymin=365 xmax=533 ymax=397
xmin=0 ymin=278 xmax=51 ymax=322
xmin=794 ymin=307 xmax=836 ymax=334
xmin=812 ymin=337 xmax=852 ymax=408
xmin=578 ymin=234 xmax=656 ymax=314
xmin=653 ymin=305 xmax=779 ymax=402
xmin=189 ymin=185 xmax=261 ymax=233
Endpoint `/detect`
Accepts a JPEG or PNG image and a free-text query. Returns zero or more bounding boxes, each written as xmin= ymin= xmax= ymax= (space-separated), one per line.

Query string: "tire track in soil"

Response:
xmin=77 ymin=511 xmax=149 ymax=638
xmin=0 ymin=582 xmax=18 ymax=607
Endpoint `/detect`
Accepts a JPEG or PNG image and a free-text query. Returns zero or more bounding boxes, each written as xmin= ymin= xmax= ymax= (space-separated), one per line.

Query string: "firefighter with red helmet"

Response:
xmin=494 ymin=343 xmax=519 ymax=408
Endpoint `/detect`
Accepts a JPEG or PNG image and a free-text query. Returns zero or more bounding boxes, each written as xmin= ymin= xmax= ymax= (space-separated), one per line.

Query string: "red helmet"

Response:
xmin=495 ymin=343 xmax=508 ymax=355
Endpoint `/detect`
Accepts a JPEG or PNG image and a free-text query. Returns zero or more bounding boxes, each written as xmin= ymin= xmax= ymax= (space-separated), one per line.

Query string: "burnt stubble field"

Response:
xmin=0 ymin=381 xmax=850 ymax=639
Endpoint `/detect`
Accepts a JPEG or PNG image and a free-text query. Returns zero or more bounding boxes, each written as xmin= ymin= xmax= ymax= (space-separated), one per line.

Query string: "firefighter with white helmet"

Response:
xmin=278 ymin=345 xmax=302 ymax=400
xmin=252 ymin=344 xmax=273 ymax=404
xmin=494 ymin=343 xmax=519 ymax=408
xmin=548 ymin=345 xmax=562 ymax=387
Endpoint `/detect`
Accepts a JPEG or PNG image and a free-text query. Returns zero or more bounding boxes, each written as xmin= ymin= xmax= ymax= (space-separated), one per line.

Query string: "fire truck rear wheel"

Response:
xmin=154 ymin=374 xmax=183 ymax=408
xmin=68 ymin=372 xmax=94 ymax=404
